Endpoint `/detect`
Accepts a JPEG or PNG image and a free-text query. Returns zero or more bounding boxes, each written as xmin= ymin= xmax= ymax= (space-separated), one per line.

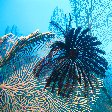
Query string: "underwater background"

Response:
xmin=0 ymin=0 xmax=112 ymax=112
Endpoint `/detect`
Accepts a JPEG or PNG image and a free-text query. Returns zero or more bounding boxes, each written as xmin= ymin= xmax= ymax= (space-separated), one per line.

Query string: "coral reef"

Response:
xmin=0 ymin=30 xmax=104 ymax=112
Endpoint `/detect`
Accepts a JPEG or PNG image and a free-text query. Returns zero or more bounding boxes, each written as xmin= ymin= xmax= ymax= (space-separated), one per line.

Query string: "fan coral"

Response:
xmin=0 ymin=31 xmax=54 ymax=68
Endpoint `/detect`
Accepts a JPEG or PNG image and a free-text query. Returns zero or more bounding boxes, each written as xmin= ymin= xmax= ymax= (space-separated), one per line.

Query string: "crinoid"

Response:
xmin=33 ymin=14 xmax=108 ymax=98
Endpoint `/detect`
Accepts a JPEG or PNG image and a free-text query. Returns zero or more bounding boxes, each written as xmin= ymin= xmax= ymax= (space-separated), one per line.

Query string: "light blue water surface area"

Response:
xmin=0 ymin=0 xmax=71 ymax=36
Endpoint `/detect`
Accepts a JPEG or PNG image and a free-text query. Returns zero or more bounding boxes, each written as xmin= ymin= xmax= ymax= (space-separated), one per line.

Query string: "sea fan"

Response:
xmin=0 ymin=31 xmax=54 ymax=68
xmin=0 ymin=30 xmax=55 ymax=82
xmin=33 ymin=14 xmax=108 ymax=98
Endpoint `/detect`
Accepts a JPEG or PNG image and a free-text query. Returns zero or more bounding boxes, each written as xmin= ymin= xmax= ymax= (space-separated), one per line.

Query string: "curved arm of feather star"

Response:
xmin=0 ymin=30 xmax=54 ymax=67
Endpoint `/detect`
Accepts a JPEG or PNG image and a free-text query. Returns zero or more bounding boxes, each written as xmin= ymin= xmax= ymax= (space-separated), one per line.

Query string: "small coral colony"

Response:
xmin=33 ymin=14 xmax=108 ymax=98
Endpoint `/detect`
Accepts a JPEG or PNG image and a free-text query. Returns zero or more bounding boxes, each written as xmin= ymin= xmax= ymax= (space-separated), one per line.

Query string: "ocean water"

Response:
xmin=0 ymin=0 xmax=112 ymax=112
